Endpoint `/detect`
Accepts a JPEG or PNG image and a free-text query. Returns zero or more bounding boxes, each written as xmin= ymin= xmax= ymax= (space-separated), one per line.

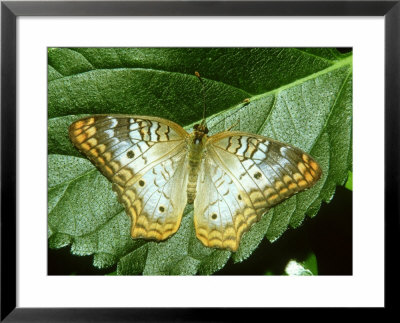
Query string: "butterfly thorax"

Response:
xmin=186 ymin=123 xmax=209 ymax=204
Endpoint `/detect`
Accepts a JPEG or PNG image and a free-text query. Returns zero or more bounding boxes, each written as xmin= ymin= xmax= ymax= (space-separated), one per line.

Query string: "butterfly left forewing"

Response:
xmin=69 ymin=115 xmax=188 ymax=183
xmin=195 ymin=131 xmax=322 ymax=251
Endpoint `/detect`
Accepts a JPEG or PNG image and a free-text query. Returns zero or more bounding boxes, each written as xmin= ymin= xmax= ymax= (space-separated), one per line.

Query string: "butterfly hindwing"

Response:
xmin=69 ymin=115 xmax=189 ymax=240
xmin=113 ymin=150 xmax=189 ymax=240
xmin=194 ymin=156 xmax=263 ymax=251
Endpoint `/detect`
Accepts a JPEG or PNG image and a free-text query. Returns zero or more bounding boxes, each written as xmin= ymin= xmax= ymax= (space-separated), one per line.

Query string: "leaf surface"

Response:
xmin=48 ymin=48 xmax=352 ymax=275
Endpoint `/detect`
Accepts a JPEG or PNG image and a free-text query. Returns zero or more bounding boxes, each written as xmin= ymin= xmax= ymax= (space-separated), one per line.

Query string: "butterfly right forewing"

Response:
xmin=209 ymin=131 xmax=322 ymax=207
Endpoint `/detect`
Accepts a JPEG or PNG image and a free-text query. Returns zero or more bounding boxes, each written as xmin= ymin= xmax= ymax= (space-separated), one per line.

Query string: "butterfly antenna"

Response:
xmin=195 ymin=71 xmax=207 ymax=126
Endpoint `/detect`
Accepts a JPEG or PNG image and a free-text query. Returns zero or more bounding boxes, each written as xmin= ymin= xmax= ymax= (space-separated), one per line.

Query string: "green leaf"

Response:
xmin=48 ymin=48 xmax=352 ymax=275
xmin=345 ymin=171 xmax=353 ymax=191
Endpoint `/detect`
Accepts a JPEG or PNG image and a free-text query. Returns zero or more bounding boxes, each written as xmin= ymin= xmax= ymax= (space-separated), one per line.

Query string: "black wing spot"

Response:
xmin=254 ymin=172 xmax=262 ymax=179
xmin=211 ymin=213 xmax=218 ymax=220
xmin=127 ymin=150 xmax=135 ymax=158
xmin=139 ymin=180 xmax=145 ymax=187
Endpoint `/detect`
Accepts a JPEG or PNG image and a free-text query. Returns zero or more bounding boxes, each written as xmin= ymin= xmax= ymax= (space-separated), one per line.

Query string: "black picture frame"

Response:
xmin=1 ymin=0 xmax=398 ymax=321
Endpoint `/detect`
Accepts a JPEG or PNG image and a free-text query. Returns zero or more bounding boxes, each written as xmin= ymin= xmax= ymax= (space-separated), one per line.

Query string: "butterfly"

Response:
xmin=69 ymin=111 xmax=322 ymax=252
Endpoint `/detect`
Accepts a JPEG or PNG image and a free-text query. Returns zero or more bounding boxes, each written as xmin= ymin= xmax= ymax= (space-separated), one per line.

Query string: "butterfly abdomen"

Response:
xmin=187 ymin=174 xmax=198 ymax=204
xmin=187 ymin=152 xmax=203 ymax=204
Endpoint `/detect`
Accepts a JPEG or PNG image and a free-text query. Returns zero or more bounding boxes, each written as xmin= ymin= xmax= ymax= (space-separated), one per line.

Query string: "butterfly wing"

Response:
xmin=194 ymin=156 xmax=255 ymax=251
xmin=194 ymin=131 xmax=322 ymax=251
xmin=69 ymin=115 xmax=190 ymax=240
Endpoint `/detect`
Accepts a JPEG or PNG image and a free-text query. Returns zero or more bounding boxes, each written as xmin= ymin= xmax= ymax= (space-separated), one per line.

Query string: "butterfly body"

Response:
xmin=187 ymin=122 xmax=209 ymax=204
xmin=69 ymin=114 xmax=322 ymax=252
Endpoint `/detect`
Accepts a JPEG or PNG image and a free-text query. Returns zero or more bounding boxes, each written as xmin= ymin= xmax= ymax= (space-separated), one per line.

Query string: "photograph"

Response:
xmin=1 ymin=0 xmax=395 ymax=318
xmin=2 ymin=0 xmax=396 ymax=318
xmin=47 ymin=47 xmax=353 ymax=276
